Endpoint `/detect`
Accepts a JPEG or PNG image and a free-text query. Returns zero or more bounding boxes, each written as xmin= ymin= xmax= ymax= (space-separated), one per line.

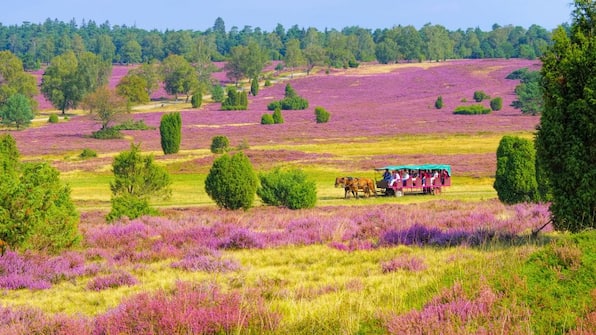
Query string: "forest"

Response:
xmin=0 ymin=17 xmax=556 ymax=69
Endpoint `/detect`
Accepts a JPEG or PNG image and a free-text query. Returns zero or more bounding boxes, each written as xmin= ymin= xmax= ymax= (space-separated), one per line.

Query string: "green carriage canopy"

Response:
xmin=375 ymin=164 xmax=451 ymax=176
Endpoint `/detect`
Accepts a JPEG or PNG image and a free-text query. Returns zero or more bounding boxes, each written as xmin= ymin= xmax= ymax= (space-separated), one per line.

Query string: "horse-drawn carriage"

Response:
xmin=374 ymin=164 xmax=451 ymax=196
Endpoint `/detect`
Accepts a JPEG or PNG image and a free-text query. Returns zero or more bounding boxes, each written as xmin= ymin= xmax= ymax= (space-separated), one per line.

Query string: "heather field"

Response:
xmin=1 ymin=59 xmax=595 ymax=334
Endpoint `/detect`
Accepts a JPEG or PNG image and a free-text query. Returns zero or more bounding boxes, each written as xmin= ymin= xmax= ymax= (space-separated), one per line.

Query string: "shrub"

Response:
xmin=48 ymin=113 xmax=59 ymax=123
xmin=250 ymin=77 xmax=259 ymax=96
xmin=453 ymin=105 xmax=491 ymax=115
xmin=107 ymin=144 xmax=171 ymax=222
xmin=79 ymin=148 xmax=97 ymax=159
xmin=315 ymin=106 xmax=330 ymax=123
xmin=211 ymin=84 xmax=224 ymax=102
xmin=264 ymin=79 xmax=272 ymax=87
xmin=490 ymin=97 xmax=503 ymax=111
xmin=204 ymin=152 xmax=258 ymax=210
xmin=506 ymin=68 xmax=529 ymax=80
xmin=210 ymin=135 xmax=230 ymax=154
xmin=112 ymin=119 xmax=153 ymax=130
xmin=493 ymin=136 xmax=539 ymax=204
xmin=236 ymin=139 xmax=250 ymax=150
xmin=473 ymin=90 xmax=490 ymax=102
xmin=257 ymin=168 xmax=317 ymax=209
xmin=221 ymin=88 xmax=248 ymax=110
xmin=272 ymin=107 xmax=284 ymax=124
xmin=434 ymin=95 xmax=443 ymax=109
xmin=91 ymin=127 xmax=123 ymax=139
xmin=0 ymin=161 xmax=80 ymax=253
xmin=267 ymin=84 xmax=309 ymax=110
xmin=191 ymin=91 xmax=202 ymax=108
xmin=260 ymin=113 xmax=274 ymax=125
xmin=159 ymin=112 xmax=182 ymax=155
xmin=106 ymin=194 xmax=158 ymax=222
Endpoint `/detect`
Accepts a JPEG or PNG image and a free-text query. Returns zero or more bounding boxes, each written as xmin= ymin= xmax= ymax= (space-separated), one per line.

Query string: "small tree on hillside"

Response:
xmin=272 ymin=107 xmax=284 ymax=124
xmin=210 ymin=135 xmax=230 ymax=154
xmin=204 ymin=152 xmax=258 ymax=210
xmin=191 ymin=91 xmax=202 ymax=108
xmin=83 ymin=85 xmax=130 ymax=132
xmin=211 ymin=84 xmax=224 ymax=102
xmin=473 ymin=90 xmax=490 ymax=102
xmin=493 ymin=136 xmax=539 ymax=204
xmin=107 ymin=143 xmax=172 ymax=222
xmin=159 ymin=112 xmax=182 ymax=154
xmin=250 ymin=77 xmax=259 ymax=96
xmin=434 ymin=95 xmax=444 ymax=109
xmin=261 ymin=113 xmax=274 ymax=125
xmin=315 ymin=106 xmax=330 ymax=123
xmin=0 ymin=94 xmax=35 ymax=129
xmin=490 ymin=97 xmax=503 ymax=111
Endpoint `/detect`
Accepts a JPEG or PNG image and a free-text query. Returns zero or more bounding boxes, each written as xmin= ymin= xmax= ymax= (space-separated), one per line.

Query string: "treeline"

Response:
xmin=0 ymin=17 xmax=559 ymax=70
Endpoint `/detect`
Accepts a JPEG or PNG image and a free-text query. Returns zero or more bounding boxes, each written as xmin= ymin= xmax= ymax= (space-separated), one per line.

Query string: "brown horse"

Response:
xmin=335 ymin=176 xmax=375 ymax=198
xmin=335 ymin=176 xmax=358 ymax=198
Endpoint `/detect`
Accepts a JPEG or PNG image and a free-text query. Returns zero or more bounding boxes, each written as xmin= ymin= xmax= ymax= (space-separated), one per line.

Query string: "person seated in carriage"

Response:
xmin=389 ymin=170 xmax=401 ymax=187
xmin=382 ymin=169 xmax=392 ymax=182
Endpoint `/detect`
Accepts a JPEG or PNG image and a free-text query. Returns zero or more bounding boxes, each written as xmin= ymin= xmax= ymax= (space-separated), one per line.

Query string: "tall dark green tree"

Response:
xmin=159 ymin=112 xmax=182 ymax=154
xmin=536 ymin=0 xmax=596 ymax=231
xmin=494 ymin=136 xmax=539 ymax=204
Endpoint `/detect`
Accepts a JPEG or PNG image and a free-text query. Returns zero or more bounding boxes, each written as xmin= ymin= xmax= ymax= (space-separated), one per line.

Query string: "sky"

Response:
xmin=1 ymin=0 xmax=573 ymax=32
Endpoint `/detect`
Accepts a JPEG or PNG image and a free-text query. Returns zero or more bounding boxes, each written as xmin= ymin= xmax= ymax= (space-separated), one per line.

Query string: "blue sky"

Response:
xmin=1 ymin=0 xmax=573 ymax=32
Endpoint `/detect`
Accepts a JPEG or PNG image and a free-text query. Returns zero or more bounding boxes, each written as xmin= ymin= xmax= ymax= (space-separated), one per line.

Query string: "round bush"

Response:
xmin=210 ymin=135 xmax=230 ymax=154
xmin=494 ymin=135 xmax=539 ymax=204
xmin=261 ymin=113 xmax=274 ymax=125
xmin=257 ymin=168 xmax=317 ymax=209
xmin=80 ymin=148 xmax=97 ymax=159
xmin=48 ymin=113 xmax=59 ymax=123
xmin=204 ymin=152 xmax=258 ymax=210
xmin=315 ymin=106 xmax=330 ymax=123
xmin=490 ymin=97 xmax=503 ymax=111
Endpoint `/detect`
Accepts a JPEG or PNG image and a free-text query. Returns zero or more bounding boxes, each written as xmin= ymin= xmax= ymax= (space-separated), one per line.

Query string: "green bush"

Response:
xmin=453 ymin=105 xmax=491 ymax=115
xmin=315 ymin=106 xmax=330 ymax=123
xmin=106 ymin=194 xmax=158 ymax=222
xmin=493 ymin=136 xmax=539 ymax=204
xmin=257 ymin=168 xmax=317 ymax=209
xmin=91 ymin=127 xmax=123 ymax=139
xmin=272 ymin=107 xmax=284 ymax=124
xmin=490 ymin=97 xmax=503 ymax=111
xmin=48 ymin=113 xmax=59 ymax=123
xmin=221 ymin=88 xmax=248 ymax=110
xmin=267 ymin=84 xmax=309 ymax=110
xmin=250 ymin=77 xmax=259 ymax=96
xmin=435 ymin=96 xmax=443 ymax=109
xmin=191 ymin=91 xmax=202 ymax=108
xmin=113 ymin=119 xmax=153 ymax=130
xmin=108 ymin=144 xmax=171 ymax=222
xmin=80 ymin=148 xmax=97 ymax=159
xmin=0 ymin=134 xmax=19 ymax=176
xmin=159 ymin=112 xmax=182 ymax=155
xmin=506 ymin=68 xmax=529 ymax=80
xmin=211 ymin=84 xmax=224 ymax=102
xmin=473 ymin=90 xmax=490 ymax=102
xmin=0 ymin=157 xmax=80 ymax=253
xmin=264 ymin=79 xmax=272 ymax=87
xmin=261 ymin=113 xmax=274 ymax=125
xmin=204 ymin=152 xmax=258 ymax=210
xmin=210 ymin=135 xmax=230 ymax=154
